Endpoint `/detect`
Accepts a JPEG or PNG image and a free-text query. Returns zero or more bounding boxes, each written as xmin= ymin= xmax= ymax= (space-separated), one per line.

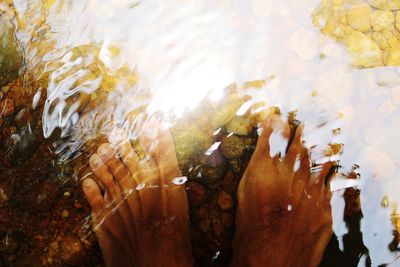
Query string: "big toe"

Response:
xmin=90 ymin=153 xmax=122 ymax=201
xmin=253 ymin=114 xmax=291 ymax=161
xmin=82 ymin=178 xmax=105 ymax=214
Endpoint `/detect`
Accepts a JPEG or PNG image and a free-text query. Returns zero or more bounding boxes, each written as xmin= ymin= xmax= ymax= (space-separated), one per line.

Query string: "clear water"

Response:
xmin=1 ymin=0 xmax=400 ymax=265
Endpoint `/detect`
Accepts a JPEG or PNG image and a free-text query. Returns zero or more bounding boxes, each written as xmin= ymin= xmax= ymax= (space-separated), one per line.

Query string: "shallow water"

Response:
xmin=1 ymin=0 xmax=400 ymax=266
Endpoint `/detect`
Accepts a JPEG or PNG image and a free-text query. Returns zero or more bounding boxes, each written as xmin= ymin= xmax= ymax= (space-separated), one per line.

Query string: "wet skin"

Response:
xmin=232 ymin=115 xmax=334 ymax=267
xmin=83 ymin=115 xmax=334 ymax=267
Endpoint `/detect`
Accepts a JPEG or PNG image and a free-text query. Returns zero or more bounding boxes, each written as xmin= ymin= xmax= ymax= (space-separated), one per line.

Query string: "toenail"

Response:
xmin=98 ymin=144 xmax=110 ymax=156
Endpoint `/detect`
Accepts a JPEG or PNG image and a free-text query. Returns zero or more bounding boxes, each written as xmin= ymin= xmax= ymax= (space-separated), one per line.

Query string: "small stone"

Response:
xmin=221 ymin=212 xmax=233 ymax=228
xmin=346 ymin=3 xmax=372 ymax=32
xmin=370 ymin=10 xmax=395 ymax=31
xmin=0 ymin=98 xmax=14 ymax=116
xmin=186 ymin=180 xmax=206 ymax=206
xmin=62 ymin=209 xmax=69 ymax=218
xmin=194 ymin=206 xmax=209 ymax=219
xmin=15 ymin=108 xmax=31 ymax=127
xmin=381 ymin=196 xmax=390 ymax=208
xmin=212 ymin=219 xmax=223 ymax=235
xmin=197 ymin=219 xmax=210 ymax=232
xmin=220 ymin=135 xmax=246 ymax=159
xmin=217 ymin=191 xmax=233 ymax=210
xmin=61 ymin=236 xmax=85 ymax=266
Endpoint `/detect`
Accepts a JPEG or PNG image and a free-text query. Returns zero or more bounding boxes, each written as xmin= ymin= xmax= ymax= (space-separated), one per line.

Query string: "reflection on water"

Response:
xmin=0 ymin=0 xmax=400 ymax=265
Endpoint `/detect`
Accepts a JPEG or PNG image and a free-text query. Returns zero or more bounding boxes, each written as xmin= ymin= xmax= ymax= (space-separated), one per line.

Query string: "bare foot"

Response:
xmin=82 ymin=123 xmax=193 ymax=267
xmin=232 ymin=115 xmax=334 ymax=267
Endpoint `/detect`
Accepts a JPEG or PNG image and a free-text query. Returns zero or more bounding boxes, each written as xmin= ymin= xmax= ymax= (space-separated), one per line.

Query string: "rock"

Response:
xmin=346 ymin=2 xmax=372 ymax=32
xmin=186 ymin=180 xmax=206 ymax=206
xmin=15 ymin=108 xmax=31 ymax=127
xmin=212 ymin=219 xmax=223 ymax=235
xmin=197 ymin=219 xmax=210 ymax=233
xmin=0 ymin=16 xmax=21 ymax=87
xmin=61 ymin=236 xmax=85 ymax=266
xmin=217 ymin=191 xmax=233 ymax=210
xmin=4 ymin=125 xmax=38 ymax=165
xmin=387 ymin=46 xmax=400 ymax=65
xmin=199 ymin=164 xmax=226 ymax=186
xmin=226 ymin=116 xmax=252 ymax=136
xmin=344 ymin=31 xmax=383 ymax=68
xmin=0 ymin=98 xmax=14 ymax=116
xmin=367 ymin=0 xmax=400 ymax=10
xmin=370 ymin=10 xmax=395 ymax=31
xmin=221 ymin=212 xmax=233 ymax=229
xmin=220 ymin=135 xmax=246 ymax=159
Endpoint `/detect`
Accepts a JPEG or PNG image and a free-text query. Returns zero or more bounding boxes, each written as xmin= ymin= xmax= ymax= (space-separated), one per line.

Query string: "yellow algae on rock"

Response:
xmin=344 ymin=31 xmax=383 ymax=67
xmin=367 ymin=0 xmax=400 ymax=10
xmin=347 ymin=2 xmax=372 ymax=32
xmin=370 ymin=9 xmax=395 ymax=31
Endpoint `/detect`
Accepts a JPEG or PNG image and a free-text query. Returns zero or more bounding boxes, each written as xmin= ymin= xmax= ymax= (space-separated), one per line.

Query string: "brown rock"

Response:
xmin=212 ymin=219 xmax=223 ymax=235
xmin=197 ymin=219 xmax=210 ymax=233
xmin=217 ymin=191 xmax=233 ymax=210
xmin=221 ymin=212 xmax=233 ymax=229
xmin=186 ymin=180 xmax=206 ymax=206
xmin=61 ymin=235 xmax=85 ymax=266
xmin=0 ymin=98 xmax=14 ymax=117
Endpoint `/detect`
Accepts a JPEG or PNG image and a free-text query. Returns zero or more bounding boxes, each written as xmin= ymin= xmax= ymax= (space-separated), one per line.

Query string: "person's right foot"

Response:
xmin=232 ymin=115 xmax=335 ymax=267
xmin=82 ymin=122 xmax=193 ymax=267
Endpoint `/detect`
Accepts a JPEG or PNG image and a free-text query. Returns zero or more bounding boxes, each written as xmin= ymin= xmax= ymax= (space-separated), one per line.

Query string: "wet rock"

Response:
xmin=194 ymin=206 xmax=209 ymax=219
xmin=347 ymin=2 xmax=372 ymax=32
xmin=4 ymin=125 xmax=38 ymax=165
xmin=226 ymin=116 xmax=252 ymax=136
xmin=222 ymin=170 xmax=237 ymax=193
xmin=212 ymin=219 xmax=223 ymax=235
xmin=199 ymin=164 xmax=226 ymax=186
xmin=172 ymin=122 xmax=214 ymax=167
xmin=370 ymin=9 xmax=395 ymax=31
xmin=229 ymin=158 xmax=244 ymax=175
xmin=15 ymin=108 xmax=31 ymax=127
xmin=217 ymin=191 xmax=233 ymax=210
xmin=197 ymin=219 xmax=211 ymax=233
xmin=0 ymin=16 xmax=21 ymax=87
xmin=344 ymin=31 xmax=383 ymax=68
xmin=61 ymin=235 xmax=85 ymax=266
xmin=221 ymin=212 xmax=233 ymax=229
xmin=203 ymin=149 xmax=226 ymax=168
xmin=0 ymin=98 xmax=14 ymax=117
xmin=387 ymin=46 xmax=400 ymax=65
xmin=186 ymin=180 xmax=206 ymax=206
xmin=367 ymin=0 xmax=400 ymax=10
xmin=220 ymin=135 xmax=246 ymax=159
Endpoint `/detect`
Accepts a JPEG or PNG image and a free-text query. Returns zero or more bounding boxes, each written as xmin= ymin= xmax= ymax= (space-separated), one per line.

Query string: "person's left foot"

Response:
xmin=82 ymin=122 xmax=193 ymax=267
